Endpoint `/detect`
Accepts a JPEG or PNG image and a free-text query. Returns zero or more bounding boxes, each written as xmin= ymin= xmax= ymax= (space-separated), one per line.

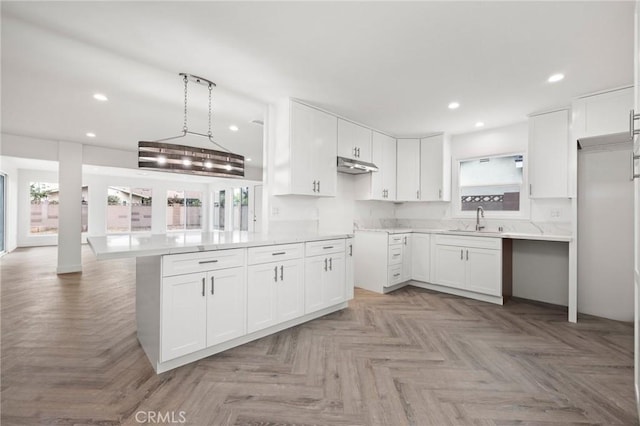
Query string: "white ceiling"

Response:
xmin=1 ymin=1 xmax=634 ymax=165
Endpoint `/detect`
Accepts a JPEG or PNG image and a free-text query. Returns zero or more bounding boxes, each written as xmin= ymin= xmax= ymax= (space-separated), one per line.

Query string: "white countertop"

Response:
xmin=88 ymin=231 xmax=353 ymax=260
xmin=358 ymin=228 xmax=572 ymax=242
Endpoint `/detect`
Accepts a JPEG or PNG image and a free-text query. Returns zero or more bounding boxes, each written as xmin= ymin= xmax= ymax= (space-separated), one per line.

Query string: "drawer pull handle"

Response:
xmin=323 ymin=246 xmax=334 ymax=249
xmin=393 ymin=253 xmax=400 ymax=257
xmin=393 ymin=273 xmax=401 ymax=277
xmin=199 ymin=260 xmax=219 ymax=264
xmin=272 ymin=252 xmax=286 ymax=256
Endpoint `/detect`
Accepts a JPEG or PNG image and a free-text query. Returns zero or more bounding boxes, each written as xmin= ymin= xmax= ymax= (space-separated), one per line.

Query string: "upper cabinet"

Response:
xmin=355 ymin=131 xmax=396 ymax=200
xmin=572 ymin=86 xmax=633 ymax=140
xmin=419 ymin=134 xmax=451 ymax=201
xmin=338 ymin=119 xmax=372 ymax=162
xmin=273 ymin=100 xmax=337 ymax=197
xmin=528 ymin=109 xmax=570 ymax=198
xmin=396 ymin=139 xmax=421 ymax=201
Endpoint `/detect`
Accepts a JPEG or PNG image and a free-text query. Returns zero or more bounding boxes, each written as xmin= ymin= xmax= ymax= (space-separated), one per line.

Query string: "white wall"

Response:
xmin=0 ymin=157 xmax=19 ymax=252
xmin=578 ymin=148 xmax=634 ymax=321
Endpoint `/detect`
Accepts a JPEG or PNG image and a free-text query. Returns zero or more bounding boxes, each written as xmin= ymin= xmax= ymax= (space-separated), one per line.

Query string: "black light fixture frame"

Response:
xmin=138 ymin=141 xmax=244 ymax=178
xmin=138 ymin=73 xmax=245 ymax=178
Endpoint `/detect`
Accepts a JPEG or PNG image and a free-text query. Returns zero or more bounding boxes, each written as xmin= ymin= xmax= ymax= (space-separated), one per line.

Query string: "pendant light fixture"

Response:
xmin=138 ymin=73 xmax=245 ymax=178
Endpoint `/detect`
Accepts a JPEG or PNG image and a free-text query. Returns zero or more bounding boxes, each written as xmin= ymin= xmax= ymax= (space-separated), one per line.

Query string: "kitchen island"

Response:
xmin=88 ymin=231 xmax=354 ymax=373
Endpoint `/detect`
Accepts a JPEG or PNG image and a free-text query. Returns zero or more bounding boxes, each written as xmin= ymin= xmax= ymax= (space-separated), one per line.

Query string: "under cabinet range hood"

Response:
xmin=336 ymin=156 xmax=379 ymax=174
xmin=577 ymin=132 xmax=632 ymax=151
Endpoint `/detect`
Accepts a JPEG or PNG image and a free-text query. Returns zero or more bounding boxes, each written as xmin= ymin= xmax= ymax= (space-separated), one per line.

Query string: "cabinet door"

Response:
xmin=304 ymin=256 xmax=325 ymax=314
xmin=325 ymin=253 xmax=346 ymax=306
xmin=161 ymin=273 xmax=207 ymax=362
xmin=290 ymin=102 xmax=337 ymax=196
xmin=338 ymin=119 xmax=372 ymax=162
xmin=465 ymin=248 xmax=502 ymax=296
xmin=412 ymin=234 xmax=431 ymax=282
xmin=276 ymin=259 xmax=304 ymax=322
xmin=207 ymin=267 xmax=246 ymax=347
xmin=345 ymin=240 xmax=354 ymax=300
xmin=432 ymin=245 xmax=466 ymax=289
xmin=247 ymin=263 xmax=278 ymax=333
xmin=420 ymin=135 xmax=444 ymax=201
xmin=574 ymin=87 xmax=633 ymax=138
xmin=529 ymin=109 xmax=569 ymax=198
xmin=379 ymin=132 xmax=397 ymax=200
xmin=396 ymin=139 xmax=421 ymax=201
xmin=401 ymin=234 xmax=412 ymax=282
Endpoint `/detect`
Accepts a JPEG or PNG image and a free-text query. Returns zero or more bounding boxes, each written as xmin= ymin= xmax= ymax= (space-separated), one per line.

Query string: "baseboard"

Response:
xmin=409 ymin=281 xmax=504 ymax=305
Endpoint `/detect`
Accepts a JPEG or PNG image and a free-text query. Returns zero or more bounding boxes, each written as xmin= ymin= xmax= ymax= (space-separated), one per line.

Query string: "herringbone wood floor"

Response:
xmin=1 ymin=246 xmax=637 ymax=425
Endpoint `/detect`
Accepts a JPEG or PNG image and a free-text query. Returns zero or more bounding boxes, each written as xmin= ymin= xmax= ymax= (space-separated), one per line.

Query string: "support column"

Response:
xmin=57 ymin=141 xmax=83 ymax=274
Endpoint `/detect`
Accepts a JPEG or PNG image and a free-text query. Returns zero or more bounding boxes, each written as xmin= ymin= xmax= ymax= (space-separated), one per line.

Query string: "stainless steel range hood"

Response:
xmin=577 ymin=131 xmax=632 ymax=151
xmin=337 ymin=156 xmax=379 ymax=174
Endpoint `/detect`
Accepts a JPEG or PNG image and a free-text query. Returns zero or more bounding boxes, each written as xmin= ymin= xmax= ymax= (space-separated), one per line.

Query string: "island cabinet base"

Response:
xmin=134 ymin=237 xmax=355 ymax=373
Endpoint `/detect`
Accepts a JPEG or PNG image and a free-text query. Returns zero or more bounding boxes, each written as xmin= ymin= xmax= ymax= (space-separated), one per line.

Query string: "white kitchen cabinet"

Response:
xmin=396 ymin=139 xmax=421 ymax=201
xmin=338 ymin=118 xmax=372 ymax=162
xmin=420 ymin=134 xmax=451 ymax=201
xmin=355 ymin=131 xmax=396 ymax=200
xmin=247 ymin=258 xmax=304 ymax=333
xmin=432 ymin=244 xmax=466 ymax=289
xmin=345 ymin=238 xmax=354 ymax=300
xmin=354 ymin=231 xmax=413 ymax=293
xmin=528 ymin=109 xmax=570 ymax=198
xmin=304 ymin=242 xmax=346 ymax=314
xmin=572 ymin=86 xmax=633 ymax=140
xmin=401 ymin=234 xmax=412 ymax=282
xmin=274 ymin=100 xmax=337 ymax=197
xmin=161 ymin=272 xmax=207 ymax=362
xmin=411 ymin=233 xmax=431 ymax=282
xmin=465 ymin=248 xmax=502 ymax=296
xmin=431 ymin=235 xmax=502 ymax=297
xmin=161 ymin=266 xmax=247 ymax=363
xmin=206 ymin=267 xmax=246 ymax=347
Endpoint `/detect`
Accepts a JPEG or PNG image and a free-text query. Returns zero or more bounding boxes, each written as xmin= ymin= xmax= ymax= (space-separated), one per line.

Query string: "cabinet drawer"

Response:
xmin=248 ymin=243 xmax=304 ymax=265
xmin=388 ymin=245 xmax=403 ymax=265
xmin=162 ymin=249 xmax=245 ymax=277
xmin=305 ymin=239 xmax=345 ymax=257
xmin=387 ymin=264 xmax=403 ymax=287
xmin=388 ymin=234 xmax=405 ymax=245
xmin=435 ymin=234 xmax=501 ymax=250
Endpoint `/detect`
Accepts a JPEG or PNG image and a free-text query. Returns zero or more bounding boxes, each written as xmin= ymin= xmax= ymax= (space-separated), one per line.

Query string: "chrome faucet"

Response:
xmin=476 ymin=206 xmax=485 ymax=231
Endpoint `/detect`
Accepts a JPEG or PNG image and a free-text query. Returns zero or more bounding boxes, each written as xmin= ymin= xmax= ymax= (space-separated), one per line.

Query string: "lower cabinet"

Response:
xmin=247 ymin=259 xmax=304 ymax=333
xmin=411 ymin=233 xmax=431 ymax=282
xmin=161 ymin=266 xmax=245 ymax=362
xmin=305 ymin=252 xmax=346 ymax=314
xmin=431 ymin=235 xmax=502 ymax=296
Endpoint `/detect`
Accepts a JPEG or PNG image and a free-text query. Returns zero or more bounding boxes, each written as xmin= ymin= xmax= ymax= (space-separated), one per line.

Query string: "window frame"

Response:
xmin=106 ymin=186 xmax=153 ymax=234
xmin=452 ymin=152 xmax=530 ymax=220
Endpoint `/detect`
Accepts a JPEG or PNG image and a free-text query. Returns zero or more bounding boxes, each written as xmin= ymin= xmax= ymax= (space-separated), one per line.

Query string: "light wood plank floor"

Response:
xmin=1 ymin=246 xmax=637 ymax=425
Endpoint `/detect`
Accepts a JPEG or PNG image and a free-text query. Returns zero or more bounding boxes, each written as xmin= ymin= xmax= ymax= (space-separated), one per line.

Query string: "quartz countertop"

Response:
xmin=88 ymin=231 xmax=353 ymax=260
xmin=357 ymin=228 xmax=572 ymax=242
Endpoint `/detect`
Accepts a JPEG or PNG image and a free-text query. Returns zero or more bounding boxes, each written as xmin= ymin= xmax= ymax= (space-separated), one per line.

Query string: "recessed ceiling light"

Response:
xmin=86 ymin=132 xmax=96 ymax=138
xmin=475 ymin=122 xmax=485 ymax=128
xmin=246 ymin=158 xmax=252 ymax=162
xmin=448 ymin=102 xmax=460 ymax=110
xmin=547 ymin=73 xmax=564 ymax=83
xmin=93 ymin=93 xmax=108 ymax=101
xmin=229 ymin=125 xmax=239 ymax=132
